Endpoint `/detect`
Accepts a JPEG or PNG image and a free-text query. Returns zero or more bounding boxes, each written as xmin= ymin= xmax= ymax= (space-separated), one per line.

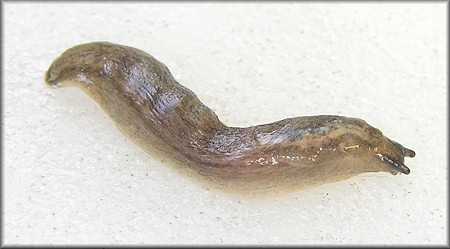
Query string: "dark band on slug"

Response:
xmin=45 ymin=42 xmax=415 ymax=197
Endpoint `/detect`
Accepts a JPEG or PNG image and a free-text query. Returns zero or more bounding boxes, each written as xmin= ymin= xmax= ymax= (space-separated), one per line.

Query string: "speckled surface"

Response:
xmin=3 ymin=2 xmax=447 ymax=245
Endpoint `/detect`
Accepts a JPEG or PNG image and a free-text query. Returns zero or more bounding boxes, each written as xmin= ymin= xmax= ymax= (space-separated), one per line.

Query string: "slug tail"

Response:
xmin=45 ymin=63 xmax=60 ymax=88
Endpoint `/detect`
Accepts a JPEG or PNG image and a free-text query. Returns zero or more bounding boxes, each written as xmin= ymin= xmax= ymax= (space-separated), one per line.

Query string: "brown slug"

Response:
xmin=45 ymin=42 xmax=415 ymax=197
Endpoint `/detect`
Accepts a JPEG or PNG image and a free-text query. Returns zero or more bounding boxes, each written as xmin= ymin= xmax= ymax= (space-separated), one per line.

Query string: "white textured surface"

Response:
xmin=3 ymin=2 xmax=447 ymax=245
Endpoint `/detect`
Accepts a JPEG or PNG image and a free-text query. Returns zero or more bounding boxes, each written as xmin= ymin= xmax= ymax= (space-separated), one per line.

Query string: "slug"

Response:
xmin=45 ymin=42 xmax=415 ymax=197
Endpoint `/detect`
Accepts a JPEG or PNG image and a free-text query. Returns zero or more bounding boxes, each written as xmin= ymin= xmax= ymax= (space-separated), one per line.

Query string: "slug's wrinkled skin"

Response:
xmin=45 ymin=42 xmax=415 ymax=197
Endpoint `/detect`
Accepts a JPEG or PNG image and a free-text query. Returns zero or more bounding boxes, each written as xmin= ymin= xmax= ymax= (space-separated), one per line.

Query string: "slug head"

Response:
xmin=368 ymin=134 xmax=415 ymax=175
xmin=328 ymin=117 xmax=416 ymax=175
xmin=252 ymin=115 xmax=415 ymax=177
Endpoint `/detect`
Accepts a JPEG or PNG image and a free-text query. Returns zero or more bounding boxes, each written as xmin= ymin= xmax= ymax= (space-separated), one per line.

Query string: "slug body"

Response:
xmin=45 ymin=42 xmax=415 ymax=197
